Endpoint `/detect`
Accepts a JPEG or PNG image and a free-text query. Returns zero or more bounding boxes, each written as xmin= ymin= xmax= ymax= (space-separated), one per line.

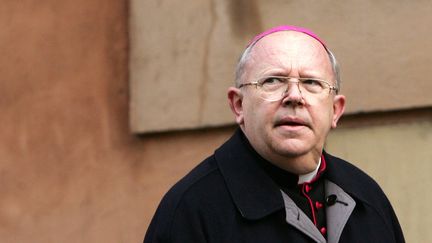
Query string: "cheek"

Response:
xmin=305 ymin=96 xmax=328 ymax=115
xmin=310 ymin=103 xmax=334 ymax=130
xmin=243 ymin=100 xmax=275 ymax=129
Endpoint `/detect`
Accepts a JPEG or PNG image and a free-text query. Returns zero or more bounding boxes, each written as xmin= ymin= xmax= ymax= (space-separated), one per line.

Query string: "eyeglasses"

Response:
xmin=238 ymin=76 xmax=339 ymax=102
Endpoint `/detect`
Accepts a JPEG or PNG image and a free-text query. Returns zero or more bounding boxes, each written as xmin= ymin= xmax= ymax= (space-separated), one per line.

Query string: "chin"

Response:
xmin=272 ymin=146 xmax=311 ymax=159
xmin=271 ymin=138 xmax=314 ymax=156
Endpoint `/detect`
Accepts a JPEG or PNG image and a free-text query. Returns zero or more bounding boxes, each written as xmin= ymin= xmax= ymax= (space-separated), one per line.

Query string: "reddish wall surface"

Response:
xmin=0 ymin=1 xmax=234 ymax=242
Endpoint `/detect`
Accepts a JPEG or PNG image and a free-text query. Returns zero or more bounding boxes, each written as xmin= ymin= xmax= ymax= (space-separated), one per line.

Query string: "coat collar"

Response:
xmin=214 ymin=129 xmax=371 ymax=220
xmin=215 ymin=129 xmax=284 ymax=220
xmin=323 ymin=151 xmax=376 ymax=207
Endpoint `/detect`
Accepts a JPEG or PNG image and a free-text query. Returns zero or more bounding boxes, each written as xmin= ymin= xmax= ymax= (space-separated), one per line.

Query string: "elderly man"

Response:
xmin=144 ymin=26 xmax=405 ymax=243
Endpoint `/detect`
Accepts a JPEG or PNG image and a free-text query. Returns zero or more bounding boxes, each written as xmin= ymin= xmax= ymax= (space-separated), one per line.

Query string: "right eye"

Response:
xmin=260 ymin=77 xmax=285 ymax=86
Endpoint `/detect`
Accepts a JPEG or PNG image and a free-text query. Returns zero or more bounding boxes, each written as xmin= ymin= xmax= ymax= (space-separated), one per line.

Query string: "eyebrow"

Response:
xmin=257 ymin=70 xmax=327 ymax=79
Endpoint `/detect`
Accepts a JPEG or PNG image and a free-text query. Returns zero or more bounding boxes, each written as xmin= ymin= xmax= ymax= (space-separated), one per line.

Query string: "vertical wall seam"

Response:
xmin=197 ymin=0 xmax=217 ymax=125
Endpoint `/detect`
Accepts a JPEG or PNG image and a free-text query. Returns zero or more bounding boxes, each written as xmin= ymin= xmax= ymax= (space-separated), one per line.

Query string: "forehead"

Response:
xmin=245 ymin=31 xmax=333 ymax=78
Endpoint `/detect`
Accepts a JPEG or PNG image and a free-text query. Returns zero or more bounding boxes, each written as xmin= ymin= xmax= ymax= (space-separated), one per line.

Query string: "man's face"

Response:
xmin=228 ymin=31 xmax=345 ymax=174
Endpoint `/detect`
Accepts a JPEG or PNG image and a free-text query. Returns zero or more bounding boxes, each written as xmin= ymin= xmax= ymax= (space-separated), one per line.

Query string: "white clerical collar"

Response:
xmin=297 ymin=158 xmax=321 ymax=184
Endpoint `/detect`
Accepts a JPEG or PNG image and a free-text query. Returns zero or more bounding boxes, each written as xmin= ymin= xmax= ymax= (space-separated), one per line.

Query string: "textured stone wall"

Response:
xmin=326 ymin=109 xmax=432 ymax=242
xmin=130 ymin=0 xmax=432 ymax=133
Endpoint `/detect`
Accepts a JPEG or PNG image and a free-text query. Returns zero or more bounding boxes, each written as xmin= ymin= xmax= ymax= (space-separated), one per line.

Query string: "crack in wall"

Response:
xmin=197 ymin=0 xmax=218 ymax=126
xmin=228 ymin=0 xmax=262 ymax=39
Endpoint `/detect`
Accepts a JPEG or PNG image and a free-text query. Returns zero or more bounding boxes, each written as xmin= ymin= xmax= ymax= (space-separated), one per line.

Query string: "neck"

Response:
xmin=267 ymin=150 xmax=322 ymax=175
xmin=298 ymin=158 xmax=321 ymax=184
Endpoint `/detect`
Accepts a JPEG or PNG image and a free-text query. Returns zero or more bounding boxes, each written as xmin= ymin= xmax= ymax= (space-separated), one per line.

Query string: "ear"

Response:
xmin=227 ymin=87 xmax=244 ymax=125
xmin=331 ymin=94 xmax=346 ymax=128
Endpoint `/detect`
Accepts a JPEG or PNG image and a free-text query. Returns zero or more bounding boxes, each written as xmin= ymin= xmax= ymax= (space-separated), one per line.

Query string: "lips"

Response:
xmin=275 ymin=116 xmax=309 ymax=128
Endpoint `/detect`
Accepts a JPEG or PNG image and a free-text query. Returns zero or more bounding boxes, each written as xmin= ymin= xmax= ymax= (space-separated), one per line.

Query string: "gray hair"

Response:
xmin=234 ymin=42 xmax=341 ymax=93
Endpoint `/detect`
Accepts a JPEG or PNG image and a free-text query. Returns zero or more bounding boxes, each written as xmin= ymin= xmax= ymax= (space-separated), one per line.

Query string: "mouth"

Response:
xmin=275 ymin=117 xmax=309 ymax=129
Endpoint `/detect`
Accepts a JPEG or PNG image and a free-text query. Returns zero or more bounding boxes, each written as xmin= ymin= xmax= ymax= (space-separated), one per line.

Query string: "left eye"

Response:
xmin=302 ymin=79 xmax=322 ymax=86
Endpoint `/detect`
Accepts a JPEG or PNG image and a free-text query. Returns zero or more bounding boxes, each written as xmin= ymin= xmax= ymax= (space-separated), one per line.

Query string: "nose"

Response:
xmin=281 ymin=81 xmax=305 ymax=106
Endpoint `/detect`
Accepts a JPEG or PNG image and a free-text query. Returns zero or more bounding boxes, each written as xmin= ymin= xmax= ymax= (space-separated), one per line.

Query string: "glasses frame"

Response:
xmin=238 ymin=76 xmax=339 ymax=101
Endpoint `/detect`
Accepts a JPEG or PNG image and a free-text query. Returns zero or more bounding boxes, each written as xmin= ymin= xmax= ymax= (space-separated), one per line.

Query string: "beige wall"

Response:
xmin=0 ymin=0 xmax=431 ymax=242
xmin=326 ymin=109 xmax=432 ymax=242
xmin=130 ymin=0 xmax=432 ymax=133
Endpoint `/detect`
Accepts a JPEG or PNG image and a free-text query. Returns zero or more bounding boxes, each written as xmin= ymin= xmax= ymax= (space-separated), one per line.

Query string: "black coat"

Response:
xmin=144 ymin=130 xmax=405 ymax=243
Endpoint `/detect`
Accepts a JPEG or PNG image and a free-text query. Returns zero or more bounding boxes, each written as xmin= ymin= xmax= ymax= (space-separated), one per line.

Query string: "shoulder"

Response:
xmin=324 ymin=152 xmax=405 ymax=241
xmin=325 ymin=152 xmax=382 ymax=192
xmin=324 ymin=152 xmax=393 ymax=211
xmin=158 ymin=154 xmax=225 ymax=215
xmin=164 ymin=155 xmax=221 ymax=203
xmin=146 ymin=154 xmax=233 ymax=241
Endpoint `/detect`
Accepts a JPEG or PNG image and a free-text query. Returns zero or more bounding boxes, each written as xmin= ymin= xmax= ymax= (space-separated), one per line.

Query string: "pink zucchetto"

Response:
xmin=247 ymin=25 xmax=327 ymax=49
